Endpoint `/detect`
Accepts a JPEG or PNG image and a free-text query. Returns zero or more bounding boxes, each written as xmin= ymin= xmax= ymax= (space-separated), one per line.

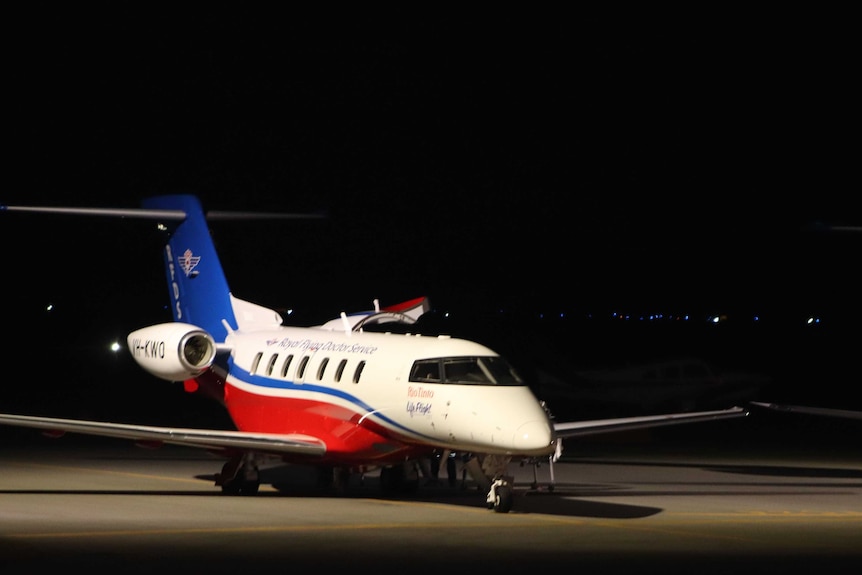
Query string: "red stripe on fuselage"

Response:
xmin=222 ymin=383 xmax=427 ymax=464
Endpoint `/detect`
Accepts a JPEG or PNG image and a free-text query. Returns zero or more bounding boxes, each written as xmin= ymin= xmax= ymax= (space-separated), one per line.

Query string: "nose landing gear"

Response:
xmin=486 ymin=477 xmax=514 ymax=513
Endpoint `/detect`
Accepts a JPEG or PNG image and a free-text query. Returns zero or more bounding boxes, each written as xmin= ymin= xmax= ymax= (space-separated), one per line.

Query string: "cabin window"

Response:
xmin=443 ymin=358 xmax=492 ymax=383
xmin=334 ymin=359 xmax=347 ymax=382
xmin=250 ymin=352 xmax=263 ymax=375
xmin=410 ymin=359 xmax=441 ymax=383
xmin=352 ymin=360 xmax=366 ymax=383
xmin=265 ymin=353 xmax=278 ymax=376
xmin=409 ymin=356 xmax=523 ymax=386
xmin=317 ymin=357 xmax=330 ymax=381
xmin=280 ymin=354 xmax=294 ymax=378
xmin=297 ymin=356 xmax=310 ymax=379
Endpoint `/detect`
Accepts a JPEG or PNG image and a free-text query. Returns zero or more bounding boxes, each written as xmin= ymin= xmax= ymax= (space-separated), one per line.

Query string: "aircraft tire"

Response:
xmin=494 ymin=484 xmax=514 ymax=513
xmin=221 ymin=481 xmax=241 ymax=495
xmin=240 ymin=480 xmax=260 ymax=495
xmin=221 ymin=478 xmax=260 ymax=496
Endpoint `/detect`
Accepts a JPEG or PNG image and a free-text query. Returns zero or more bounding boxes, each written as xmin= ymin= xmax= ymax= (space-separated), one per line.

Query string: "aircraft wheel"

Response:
xmin=493 ymin=484 xmax=514 ymax=513
xmin=221 ymin=481 xmax=241 ymax=495
xmin=240 ymin=480 xmax=260 ymax=495
xmin=221 ymin=477 xmax=259 ymax=495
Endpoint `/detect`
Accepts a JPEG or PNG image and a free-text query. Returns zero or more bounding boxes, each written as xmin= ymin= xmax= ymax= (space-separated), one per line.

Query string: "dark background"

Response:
xmin=3 ymin=8 xmax=859 ymax=432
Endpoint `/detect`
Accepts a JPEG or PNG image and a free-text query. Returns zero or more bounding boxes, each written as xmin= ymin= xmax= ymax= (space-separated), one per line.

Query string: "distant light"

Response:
xmin=110 ymin=341 xmax=122 ymax=352
xmin=806 ymin=316 xmax=821 ymax=325
xmin=46 ymin=303 xmax=54 ymax=312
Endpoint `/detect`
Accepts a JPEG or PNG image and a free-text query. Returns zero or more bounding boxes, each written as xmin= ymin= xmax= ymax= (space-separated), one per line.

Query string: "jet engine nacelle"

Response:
xmin=127 ymin=322 xmax=217 ymax=382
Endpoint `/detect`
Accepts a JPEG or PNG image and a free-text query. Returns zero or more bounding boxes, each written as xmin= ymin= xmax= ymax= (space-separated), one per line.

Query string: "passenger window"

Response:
xmin=280 ymin=354 xmax=294 ymax=378
xmin=250 ymin=352 xmax=263 ymax=375
xmin=317 ymin=357 xmax=329 ymax=381
xmin=297 ymin=356 xmax=310 ymax=379
xmin=353 ymin=360 xmax=366 ymax=383
xmin=265 ymin=354 xmax=278 ymax=376
xmin=334 ymin=359 xmax=347 ymax=382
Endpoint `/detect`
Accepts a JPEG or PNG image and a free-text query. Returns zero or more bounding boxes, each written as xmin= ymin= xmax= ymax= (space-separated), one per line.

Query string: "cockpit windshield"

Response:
xmin=409 ymin=356 xmax=524 ymax=386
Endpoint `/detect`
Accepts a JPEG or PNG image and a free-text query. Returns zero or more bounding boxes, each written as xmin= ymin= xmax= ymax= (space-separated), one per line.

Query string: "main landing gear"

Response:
xmin=216 ymin=453 xmax=261 ymax=495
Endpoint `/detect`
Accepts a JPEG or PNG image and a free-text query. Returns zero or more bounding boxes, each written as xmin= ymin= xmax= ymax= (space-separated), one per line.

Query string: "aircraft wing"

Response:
xmin=552 ymin=406 xmax=748 ymax=438
xmin=0 ymin=413 xmax=327 ymax=456
xmin=1 ymin=407 xmax=747 ymax=457
xmin=750 ymin=402 xmax=862 ymax=421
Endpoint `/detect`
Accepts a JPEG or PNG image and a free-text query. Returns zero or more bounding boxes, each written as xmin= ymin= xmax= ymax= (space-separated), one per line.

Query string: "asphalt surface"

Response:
xmin=1 ymin=413 xmax=859 ymax=574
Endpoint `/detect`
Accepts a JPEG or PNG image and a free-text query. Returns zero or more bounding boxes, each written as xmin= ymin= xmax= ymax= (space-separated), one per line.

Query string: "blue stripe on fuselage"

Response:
xmin=228 ymin=363 xmax=436 ymax=441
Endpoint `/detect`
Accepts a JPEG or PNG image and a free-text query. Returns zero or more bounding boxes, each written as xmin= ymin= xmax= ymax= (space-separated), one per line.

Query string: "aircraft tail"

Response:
xmin=142 ymin=195 xmax=236 ymax=342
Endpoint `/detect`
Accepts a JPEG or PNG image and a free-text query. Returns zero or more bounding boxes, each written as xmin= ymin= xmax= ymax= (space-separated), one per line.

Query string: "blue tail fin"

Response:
xmin=142 ymin=195 xmax=236 ymax=342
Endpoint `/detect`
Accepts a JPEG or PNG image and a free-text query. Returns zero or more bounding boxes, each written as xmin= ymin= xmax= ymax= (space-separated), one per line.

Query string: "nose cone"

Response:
xmin=513 ymin=420 xmax=555 ymax=455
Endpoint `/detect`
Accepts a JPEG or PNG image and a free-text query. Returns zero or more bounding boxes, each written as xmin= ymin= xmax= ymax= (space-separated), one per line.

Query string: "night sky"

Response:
xmin=3 ymin=8 xmax=860 ymax=422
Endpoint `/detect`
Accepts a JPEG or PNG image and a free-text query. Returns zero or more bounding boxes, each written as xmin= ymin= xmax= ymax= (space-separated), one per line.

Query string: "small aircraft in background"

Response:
xmin=0 ymin=195 xmax=747 ymax=512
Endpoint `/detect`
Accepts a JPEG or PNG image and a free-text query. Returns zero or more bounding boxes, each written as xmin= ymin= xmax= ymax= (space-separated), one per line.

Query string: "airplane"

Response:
xmin=0 ymin=195 xmax=748 ymax=512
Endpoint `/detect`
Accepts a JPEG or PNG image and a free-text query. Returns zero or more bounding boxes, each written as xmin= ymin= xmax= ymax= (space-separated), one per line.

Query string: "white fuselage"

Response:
xmin=222 ymin=327 xmax=556 ymax=463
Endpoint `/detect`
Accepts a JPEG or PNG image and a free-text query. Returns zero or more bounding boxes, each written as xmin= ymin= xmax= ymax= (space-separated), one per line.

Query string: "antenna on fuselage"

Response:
xmin=340 ymin=312 xmax=352 ymax=336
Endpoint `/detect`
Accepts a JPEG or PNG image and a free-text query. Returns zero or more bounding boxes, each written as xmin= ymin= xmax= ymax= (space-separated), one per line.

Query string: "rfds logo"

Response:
xmin=179 ymin=249 xmax=201 ymax=277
